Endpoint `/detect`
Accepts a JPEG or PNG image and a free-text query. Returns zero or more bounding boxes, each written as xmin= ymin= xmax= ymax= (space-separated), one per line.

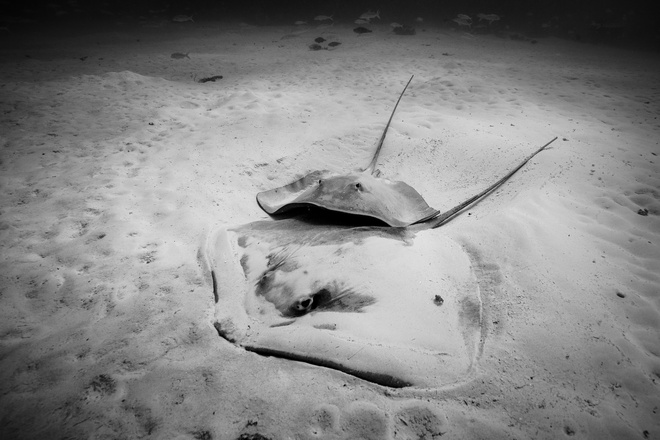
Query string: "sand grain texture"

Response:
xmin=1 ymin=21 xmax=659 ymax=440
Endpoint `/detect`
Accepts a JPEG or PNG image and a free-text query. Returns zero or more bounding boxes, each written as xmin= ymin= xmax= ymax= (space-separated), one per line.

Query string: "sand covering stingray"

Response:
xmin=202 ymin=219 xmax=483 ymax=388
xmin=203 ymin=77 xmax=557 ymax=387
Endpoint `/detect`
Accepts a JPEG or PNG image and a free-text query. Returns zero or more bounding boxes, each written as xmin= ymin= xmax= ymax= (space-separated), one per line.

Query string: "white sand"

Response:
xmin=1 ymin=20 xmax=659 ymax=439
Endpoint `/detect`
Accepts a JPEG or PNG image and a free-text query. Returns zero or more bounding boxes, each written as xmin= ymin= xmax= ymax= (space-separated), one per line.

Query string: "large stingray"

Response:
xmin=202 ymin=77 xmax=557 ymax=388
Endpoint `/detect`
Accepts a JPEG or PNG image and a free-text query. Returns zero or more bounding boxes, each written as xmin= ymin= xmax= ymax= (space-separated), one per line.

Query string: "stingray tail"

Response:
xmin=364 ymin=75 xmax=415 ymax=175
xmin=427 ymin=136 xmax=558 ymax=229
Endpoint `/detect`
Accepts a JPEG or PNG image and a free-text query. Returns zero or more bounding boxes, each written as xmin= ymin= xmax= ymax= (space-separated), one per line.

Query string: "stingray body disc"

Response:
xmin=256 ymin=171 xmax=438 ymax=227
xmin=203 ymin=218 xmax=484 ymax=388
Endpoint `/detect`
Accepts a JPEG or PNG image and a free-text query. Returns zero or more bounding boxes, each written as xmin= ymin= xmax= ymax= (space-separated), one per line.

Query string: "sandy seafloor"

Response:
xmin=1 ymin=18 xmax=659 ymax=440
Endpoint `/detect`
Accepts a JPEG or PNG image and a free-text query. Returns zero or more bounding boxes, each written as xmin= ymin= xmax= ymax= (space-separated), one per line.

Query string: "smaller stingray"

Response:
xmin=257 ymin=76 xmax=557 ymax=227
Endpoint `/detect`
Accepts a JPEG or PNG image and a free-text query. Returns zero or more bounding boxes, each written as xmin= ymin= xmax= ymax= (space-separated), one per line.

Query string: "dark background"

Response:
xmin=1 ymin=0 xmax=657 ymax=49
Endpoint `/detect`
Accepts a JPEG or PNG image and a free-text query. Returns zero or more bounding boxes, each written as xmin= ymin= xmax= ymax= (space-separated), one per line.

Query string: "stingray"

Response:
xmin=257 ymin=75 xmax=556 ymax=228
xmin=202 ymin=77 xmax=557 ymax=388
xmin=202 ymin=218 xmax=485 ymax=388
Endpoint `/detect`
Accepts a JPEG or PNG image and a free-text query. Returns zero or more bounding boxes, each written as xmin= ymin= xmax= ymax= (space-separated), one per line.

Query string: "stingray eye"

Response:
xmin=299 ymin=297 xmax=313 ymax=310
xmin=292 ymin=295 xmax=314 ymax=314
xmin=355 ymin=182 xmax=362 ymax=190
xmin=290 ymin=289 xmax=331 ymax=316
xmin=317 ymin=179 xmax=323 ymax=185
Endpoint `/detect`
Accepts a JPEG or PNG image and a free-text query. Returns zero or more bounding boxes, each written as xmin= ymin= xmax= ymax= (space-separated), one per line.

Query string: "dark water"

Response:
xmin=1 ymin=0 xmax=657 ymax=51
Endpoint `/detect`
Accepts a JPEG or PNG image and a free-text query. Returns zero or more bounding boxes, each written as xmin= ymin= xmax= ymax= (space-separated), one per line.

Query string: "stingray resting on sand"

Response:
xmin=201 ymin=76 xmax=557 ymax=388
xmin=256 ymin=76 xmax=555 ymax=228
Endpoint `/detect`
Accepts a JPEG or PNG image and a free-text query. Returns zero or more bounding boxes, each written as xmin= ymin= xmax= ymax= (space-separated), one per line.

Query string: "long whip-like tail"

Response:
xmin=363 ymin=75 xmax=414 ymax=175
xmin=426 ymin=136 xmax=558 ymax=229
